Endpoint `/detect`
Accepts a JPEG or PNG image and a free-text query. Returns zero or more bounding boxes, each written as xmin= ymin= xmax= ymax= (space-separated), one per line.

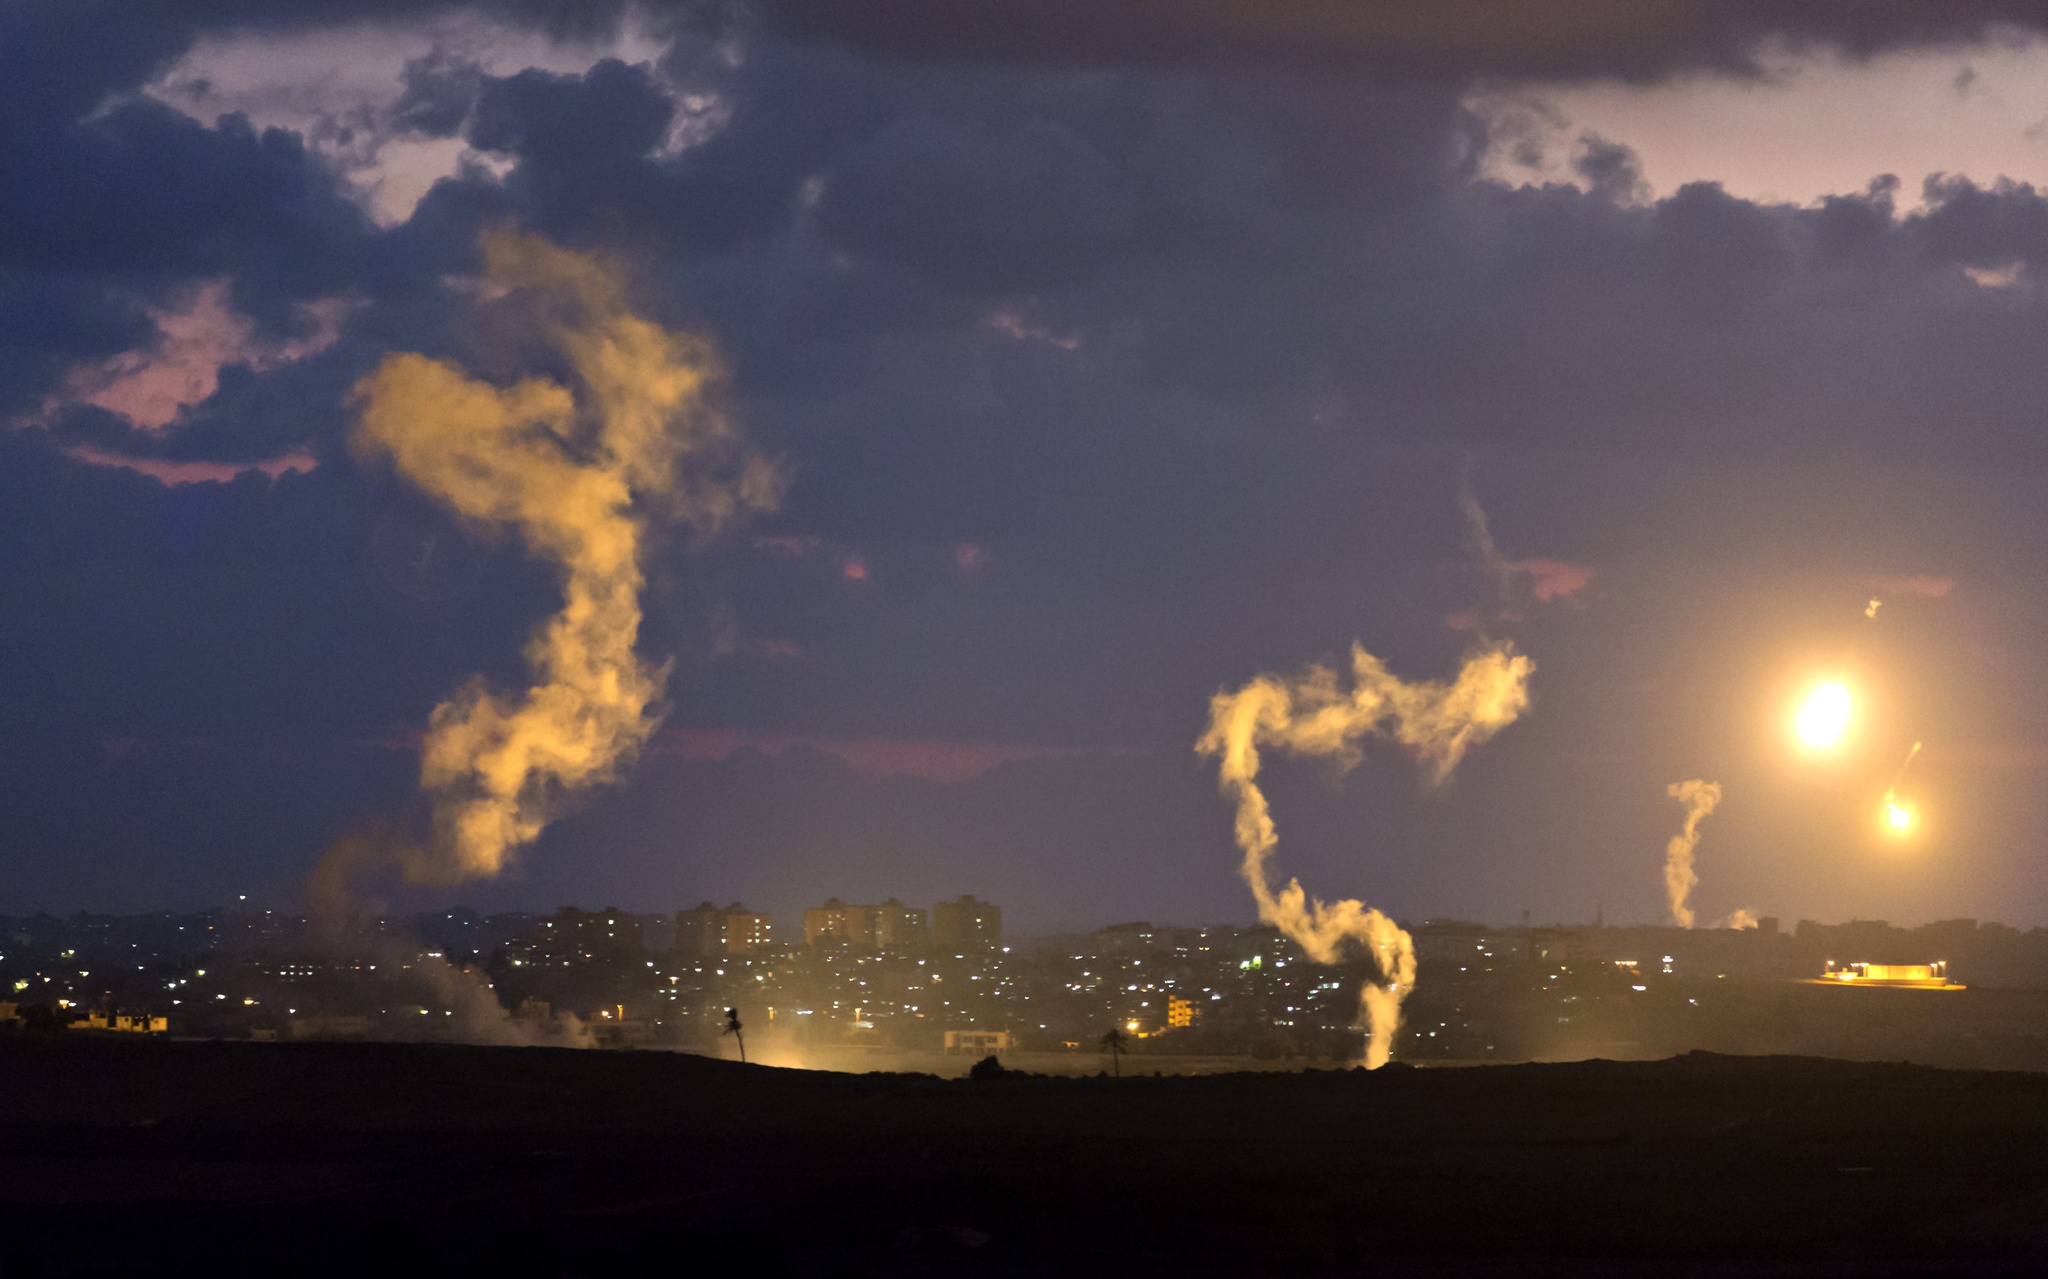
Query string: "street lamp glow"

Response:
xmin=1795 ymin=681 xmax=1853 ymax=750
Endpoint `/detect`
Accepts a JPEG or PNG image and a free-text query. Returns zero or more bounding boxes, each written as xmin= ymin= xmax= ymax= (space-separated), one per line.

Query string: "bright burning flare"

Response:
xmin=1884 ymin=791 xmax=1914 ymax=834
xmin=1795 ymin=681 xmax=1852 ymax=750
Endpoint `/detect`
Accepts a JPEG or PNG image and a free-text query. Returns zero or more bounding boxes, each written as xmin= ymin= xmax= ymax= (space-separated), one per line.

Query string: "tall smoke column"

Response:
xmin=1197 ymin=642 xmax=1534 ymax=1068
xmin=1662 ymin=779 xmax=1723 ymax=929
xmin=351 ymin=229 xmax=780 ymax=882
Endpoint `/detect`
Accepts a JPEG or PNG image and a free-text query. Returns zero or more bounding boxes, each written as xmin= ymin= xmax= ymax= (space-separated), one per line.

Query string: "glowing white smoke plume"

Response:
xmin=1662 ymin=779 xmax=1723 ymax=929
xmin=1197 ymin=643 xmax=1534 ymax=1068
xmin=352 ymin=228 xmax=781 ymax=882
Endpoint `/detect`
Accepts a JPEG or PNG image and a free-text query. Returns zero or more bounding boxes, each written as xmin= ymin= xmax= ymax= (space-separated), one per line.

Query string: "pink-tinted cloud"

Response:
xmin=986 ymin=310 xmax=1080 ymax=350
xmin=954 ymin=541 xmax=986 ymax=571
xmin=757 ymin=638 xmax=803 ymax=660
xmin=1505 ymin=557 xmax=1596 ymax=602
xmin=754 ymin=534 xmax=822 ymax=556
xmin=44 ymin=281 xmax=354 ymax=431
xmin=652 ymin=728 xmax=1089 ymax=783
xmin=64 ymin=446 xmax=317 ymax=486
xmin=1865 ymin=573 xmax=1955 ymax=599
xmin=841 ymin=554 xmax=869 ymax=582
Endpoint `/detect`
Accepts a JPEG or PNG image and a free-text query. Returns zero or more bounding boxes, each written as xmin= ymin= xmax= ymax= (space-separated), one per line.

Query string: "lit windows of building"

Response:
xmin=874 ymin=899 xmax=929 ymax=952
xmin=804 ymin=898 xmax=856 ymax=948
xmin=932 ymin=896 xmax=1001 ymax=952
xmin=943 ymin=1029 xmax=1011 ymax=1055
xmin=675 ymin=902 xmax=727 ymax=960
xmin=724 ymin=905 xmax=775 ymax=956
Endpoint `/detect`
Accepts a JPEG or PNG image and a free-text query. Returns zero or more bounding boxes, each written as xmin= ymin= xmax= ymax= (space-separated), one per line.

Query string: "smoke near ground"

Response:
xmin=1662 ymin=779 xmax=1724 ymax=929
xmin=350 ymin=228 xmax=781 ymax=884
xmin=1197 ymin=642 xmax=1533 ymax=1068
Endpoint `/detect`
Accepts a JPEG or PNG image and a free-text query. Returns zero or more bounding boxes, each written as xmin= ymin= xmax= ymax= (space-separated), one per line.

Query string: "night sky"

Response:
xmin=11 ymin=2 xmax=2048 ymax=934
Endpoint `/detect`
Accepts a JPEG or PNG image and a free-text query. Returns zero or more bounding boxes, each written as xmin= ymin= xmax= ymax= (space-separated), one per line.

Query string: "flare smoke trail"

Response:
xmin=1891 ymin=740 xmax=1924 ymax=789
xmin=1882 ymin=740 xmax=1924 ymax=830
xmin=351 ymin=228 xmax=781 ymax=882
xmin=1662 ymin=779 xmax=1723 ymax=929
xmin=1459 ymin=474 xmax=1512 ymax=604
xmin=1197 ymin=643 xmax=1533 ymax=1068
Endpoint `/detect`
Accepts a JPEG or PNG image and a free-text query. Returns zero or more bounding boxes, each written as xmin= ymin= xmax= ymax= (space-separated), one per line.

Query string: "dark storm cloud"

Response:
xmin=0 ymin=3 xmax=375 ymax=449
xmin=745 ymin=0 xmax=2048 ymax=83
xmin=436 ymin=40 xmax=2048 ymax=484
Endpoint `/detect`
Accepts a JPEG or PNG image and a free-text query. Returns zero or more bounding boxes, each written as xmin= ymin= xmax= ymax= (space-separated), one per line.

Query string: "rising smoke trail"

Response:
xmin=1882 ymin=740 xmax=1924 ymax=832
xmin=350 ymin=228 xmax=780 ymax=883
xmin=1459 ymin=471 xmax=1513 ymax=606
xmin=1662 ymin=779 xmax=1723 ymax=929
xmin=1197 ymin=642 xmax=1534 ymax=1068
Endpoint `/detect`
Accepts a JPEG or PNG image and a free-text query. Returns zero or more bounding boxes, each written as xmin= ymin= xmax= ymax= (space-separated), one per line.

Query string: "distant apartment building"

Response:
xmin=1166 ymin=994 xmax=1198 ymax=1029
xmin=723 ymin=904 xmax=775 ymax=956
xmin=873 ymin=898 xmax=928 ymax=951
xmin=932 ymin=895 xmax=1002 ymax=952
xmin=1094 ymin=921 xmax=1158 ymax=956
xmin=1413 ymin=921 xmax=1528 ymax=969
xmin=804 ymin=898 xmax=856 ymax=947
xmin=806 ymin=897 xmax=930 ymax=951
xmin=675 ymin=902 xmax=727 ymax=960
xmin=529 ymin=907 xmax=642 ymax=965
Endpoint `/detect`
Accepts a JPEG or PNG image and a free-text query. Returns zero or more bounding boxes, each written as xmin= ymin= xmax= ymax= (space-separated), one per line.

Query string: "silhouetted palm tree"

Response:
xmin=724 ymin=1007 xmax=746 ymax=1063
xmin=1099 ymin=1026 xmax=1129 ymax=1077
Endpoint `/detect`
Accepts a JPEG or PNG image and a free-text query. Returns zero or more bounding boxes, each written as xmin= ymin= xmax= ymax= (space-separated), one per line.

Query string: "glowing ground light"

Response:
xmin=1795 ymin=681 xmax=1853 ymax=750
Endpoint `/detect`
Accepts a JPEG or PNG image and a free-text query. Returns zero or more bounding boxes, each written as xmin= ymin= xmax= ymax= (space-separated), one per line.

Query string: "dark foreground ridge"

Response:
xmin=5 ymin=1039 xmax=2048 ymax=1276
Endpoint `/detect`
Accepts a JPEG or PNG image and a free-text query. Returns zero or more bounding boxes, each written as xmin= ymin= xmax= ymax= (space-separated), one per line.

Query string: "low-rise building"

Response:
xmin=944 ymin=1029 xmax=1011 ymax=1055
xmin=1816 ymin=960 xmax=1963 ymax=989
xmin=69 ymin=1008 xmax=167 ymax=1033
